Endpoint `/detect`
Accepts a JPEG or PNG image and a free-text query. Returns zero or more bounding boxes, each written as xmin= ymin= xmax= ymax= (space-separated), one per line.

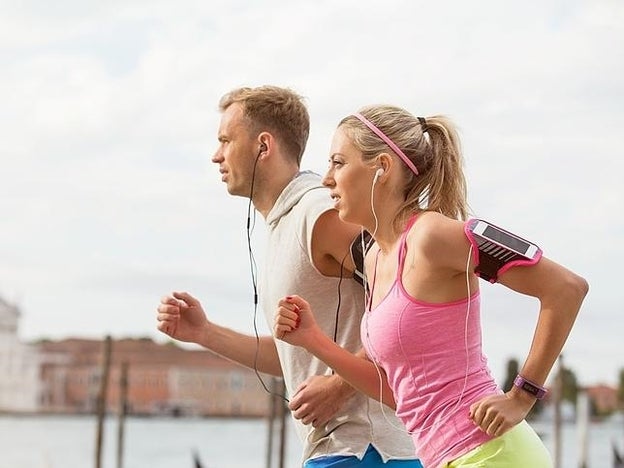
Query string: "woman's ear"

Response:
xmin=376 ymin=153 xmax=392 ymax=176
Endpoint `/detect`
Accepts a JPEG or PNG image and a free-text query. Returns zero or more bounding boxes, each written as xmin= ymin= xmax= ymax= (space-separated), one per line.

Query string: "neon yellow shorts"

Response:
xmin=445 ymin=420 xmax=552 ymax=467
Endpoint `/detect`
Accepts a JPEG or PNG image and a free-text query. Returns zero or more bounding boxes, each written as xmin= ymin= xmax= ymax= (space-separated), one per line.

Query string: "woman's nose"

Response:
xmin=322 ymin=171 xmax=334 ymax=187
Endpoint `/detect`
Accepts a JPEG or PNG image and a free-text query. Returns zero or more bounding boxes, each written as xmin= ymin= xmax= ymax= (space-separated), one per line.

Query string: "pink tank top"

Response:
xmin=361 ymin=215 xmax=502 ymax=468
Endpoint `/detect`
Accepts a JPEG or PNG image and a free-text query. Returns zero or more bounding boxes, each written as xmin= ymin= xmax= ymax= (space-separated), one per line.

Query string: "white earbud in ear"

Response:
xmin=373 ymin=168 xmax=385 ymax=184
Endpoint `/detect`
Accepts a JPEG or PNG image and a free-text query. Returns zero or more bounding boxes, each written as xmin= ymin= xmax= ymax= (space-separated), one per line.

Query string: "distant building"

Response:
xmin=585 ymin=384 xmax=619 ymax=415
xmin=0 ymin=295 xmax=277 ymax=417
xmin=0 ymin=297 xmax=40 ymax=412
xmin=38 ymin=337 xmax=274 ymax=417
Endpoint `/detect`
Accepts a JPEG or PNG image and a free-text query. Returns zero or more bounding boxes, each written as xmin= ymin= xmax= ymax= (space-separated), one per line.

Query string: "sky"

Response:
xmin=0 ymin=0 xmax=622 ymax=387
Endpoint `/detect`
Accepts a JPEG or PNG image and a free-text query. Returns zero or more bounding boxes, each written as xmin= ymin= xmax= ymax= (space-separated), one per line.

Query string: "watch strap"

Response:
xmin=513 ymin=374 xmax=547 ymax=399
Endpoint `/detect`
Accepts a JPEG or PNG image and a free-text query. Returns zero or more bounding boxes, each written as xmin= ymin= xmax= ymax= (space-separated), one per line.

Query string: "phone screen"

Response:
xmin=482 ymin=225 xmax=530 ymax=255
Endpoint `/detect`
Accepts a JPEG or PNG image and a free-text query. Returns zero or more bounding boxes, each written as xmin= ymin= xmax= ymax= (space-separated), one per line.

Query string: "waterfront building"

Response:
xmin=1 ymin=293 xmax=275 ymax=416
xmin=38 ymin=337 xmax=273 ymax=417
xmin=0 ymin=297 xmax=40 ymax=412
xmin=585 ymin=384 xmax=619 ymax=415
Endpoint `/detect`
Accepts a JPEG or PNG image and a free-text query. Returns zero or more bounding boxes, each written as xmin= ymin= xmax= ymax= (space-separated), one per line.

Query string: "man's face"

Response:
xmin=212 ymin=103 xmax=258 ymax=198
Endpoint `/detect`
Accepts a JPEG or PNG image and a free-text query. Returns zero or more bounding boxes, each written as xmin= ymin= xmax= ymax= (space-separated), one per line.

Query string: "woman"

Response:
xmin=274 ymin=105 xmax=588 ymax=467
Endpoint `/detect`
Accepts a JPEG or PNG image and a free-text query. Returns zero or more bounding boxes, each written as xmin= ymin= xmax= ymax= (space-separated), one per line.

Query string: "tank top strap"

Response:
xmin=396 ymin=214 xmax=419 ymax=279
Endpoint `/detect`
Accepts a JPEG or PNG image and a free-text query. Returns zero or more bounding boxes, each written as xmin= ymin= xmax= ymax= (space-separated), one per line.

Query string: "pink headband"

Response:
xmin=352 ymin=112 xmax=419 ymax=176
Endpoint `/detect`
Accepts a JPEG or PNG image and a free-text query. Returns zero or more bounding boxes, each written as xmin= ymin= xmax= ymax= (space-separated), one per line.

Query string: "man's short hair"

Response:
xmin=219 ymin=85 xmax=310 ymax=165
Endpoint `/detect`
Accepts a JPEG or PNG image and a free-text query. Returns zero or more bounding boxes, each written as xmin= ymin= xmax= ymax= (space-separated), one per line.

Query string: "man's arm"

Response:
xmin=287 ymin=373 xmax=356 ymax=427
xmin=200 ymin=321 xmax=283 ymax=376
xmin=157 ymin=291 xmax=283 ymax=376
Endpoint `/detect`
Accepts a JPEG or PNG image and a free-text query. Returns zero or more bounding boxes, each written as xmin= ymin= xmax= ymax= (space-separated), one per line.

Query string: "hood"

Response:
xmin=266 ymin=171 xmax=325 ymax=228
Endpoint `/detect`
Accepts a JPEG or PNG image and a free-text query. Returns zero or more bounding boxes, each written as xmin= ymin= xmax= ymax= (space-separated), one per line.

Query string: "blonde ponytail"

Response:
xmin=340 ymin=106 xmax=468 ymax=231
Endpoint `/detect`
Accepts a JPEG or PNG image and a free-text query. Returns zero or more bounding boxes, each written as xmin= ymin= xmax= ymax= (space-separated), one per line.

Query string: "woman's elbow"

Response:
xmin=562 ymin=271 xmax=589 ymax=312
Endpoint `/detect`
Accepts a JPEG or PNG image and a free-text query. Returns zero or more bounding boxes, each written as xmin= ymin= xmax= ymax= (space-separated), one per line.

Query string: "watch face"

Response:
xmin=514 ymin=376 xmax=546 ymax=399
xmin=522 ymin=382 xmax=539 ymax=395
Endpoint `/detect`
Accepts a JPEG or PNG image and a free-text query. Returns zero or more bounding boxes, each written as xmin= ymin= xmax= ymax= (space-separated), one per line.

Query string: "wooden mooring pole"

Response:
xmin=265 ymin=378 xmax=276 ymax=468
xmin=266 ymin=377 xmax=288 ymax=468
xmin=576 ymin=388 xmax=589 ymax=468
xmin=95 ymin=335 xmax=112 ymax=468
xmin=277 ymin=378 xmax=287 ymax=468
xmin=117 ymin=361 xmax=129 ymax=468
xmin=553 ymin=354 xmax=564 ymax=468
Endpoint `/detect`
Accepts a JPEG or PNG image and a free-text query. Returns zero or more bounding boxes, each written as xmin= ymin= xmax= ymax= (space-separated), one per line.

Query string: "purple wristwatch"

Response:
xmin=513 ymin=374 xmax=548 ymax=399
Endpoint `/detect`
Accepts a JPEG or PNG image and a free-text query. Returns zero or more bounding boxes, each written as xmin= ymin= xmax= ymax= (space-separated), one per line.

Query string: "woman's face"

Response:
xmin=322 ymin=126 xmax=375 ymax=226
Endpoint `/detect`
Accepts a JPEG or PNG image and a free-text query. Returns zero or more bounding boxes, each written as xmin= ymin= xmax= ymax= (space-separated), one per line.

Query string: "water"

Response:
xmin=0 ymin=415 xmax=622 ymax=468
xmin=531 ymin=418 xmax=624 ymax=468
xmin=0 ymin=415 xmax=304 ymax=468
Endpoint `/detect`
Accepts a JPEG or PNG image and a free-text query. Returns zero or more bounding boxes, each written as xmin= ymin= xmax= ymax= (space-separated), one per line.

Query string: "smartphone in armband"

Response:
xmin=464 ymin=218 xmax=542 ymax=283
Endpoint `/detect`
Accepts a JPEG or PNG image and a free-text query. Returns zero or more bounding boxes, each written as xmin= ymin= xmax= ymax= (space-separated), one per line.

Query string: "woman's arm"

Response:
xmin=470 ymin=254 xmax=589 ymax=436
xmin=413 ymin=213 xmax=589 ymax=435
xmin=498 ymin=256 xmax=589 ymax=388
xmin=274 ymin=295 xmax=396 ymax=409
xmin=416 ymin=213 xmax=588 ymax=384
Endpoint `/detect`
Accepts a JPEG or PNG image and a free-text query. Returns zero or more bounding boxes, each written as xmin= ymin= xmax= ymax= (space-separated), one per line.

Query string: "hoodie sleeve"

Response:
xmin=297 ymin=187 xmax=335 ymax=269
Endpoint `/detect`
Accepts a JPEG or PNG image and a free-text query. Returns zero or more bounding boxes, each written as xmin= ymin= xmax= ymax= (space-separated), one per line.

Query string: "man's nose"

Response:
xmin=211 ymin=150 xmax=223 ymax=163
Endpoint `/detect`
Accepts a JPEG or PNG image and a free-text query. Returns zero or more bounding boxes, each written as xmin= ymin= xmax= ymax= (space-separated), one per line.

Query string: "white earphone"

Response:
xmin=373 ymin=167 xmax=384 ymax=184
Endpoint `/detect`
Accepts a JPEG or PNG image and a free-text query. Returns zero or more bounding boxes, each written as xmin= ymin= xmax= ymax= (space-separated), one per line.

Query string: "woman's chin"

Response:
xmin=337 ymin=209 xmax=357 ymax=225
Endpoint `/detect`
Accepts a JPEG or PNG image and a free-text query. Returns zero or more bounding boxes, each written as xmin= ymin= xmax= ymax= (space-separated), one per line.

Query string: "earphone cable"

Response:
xmin=364 ymin=171 xmax=475 ymax=435
xmin=366 ymin=243 xmax=474 ymax=435
xmin=246 ymin=149 xmax=289 ymax=403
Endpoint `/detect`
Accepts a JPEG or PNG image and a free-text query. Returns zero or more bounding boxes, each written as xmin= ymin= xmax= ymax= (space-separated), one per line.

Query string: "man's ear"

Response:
xmin=258 ymin=132 xmax=272 ymax=156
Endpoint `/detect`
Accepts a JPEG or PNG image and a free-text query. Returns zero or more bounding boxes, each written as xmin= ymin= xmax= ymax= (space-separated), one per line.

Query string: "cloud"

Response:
xmin=0 ymin=0 xmax=622 ymax=385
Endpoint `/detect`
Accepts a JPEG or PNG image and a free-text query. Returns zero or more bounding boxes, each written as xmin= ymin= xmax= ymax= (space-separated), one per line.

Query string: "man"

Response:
xmin=156 ymin=86 xmax=421 ymax=467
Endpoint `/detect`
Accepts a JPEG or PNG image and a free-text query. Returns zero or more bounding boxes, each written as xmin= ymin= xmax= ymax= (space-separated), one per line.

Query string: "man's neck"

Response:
xmin=253 ymin=167 xmax=300 ymax=218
